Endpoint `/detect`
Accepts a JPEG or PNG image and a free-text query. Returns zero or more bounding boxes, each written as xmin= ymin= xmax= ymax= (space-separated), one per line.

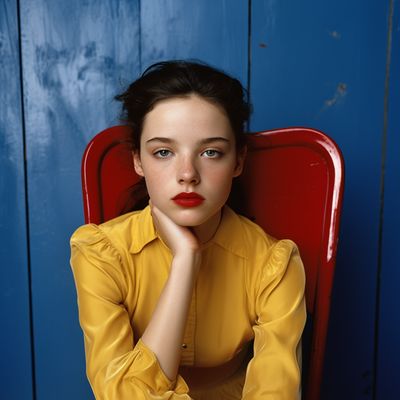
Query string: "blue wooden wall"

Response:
xmin=1 ymin=1 xmax=398 ymax=399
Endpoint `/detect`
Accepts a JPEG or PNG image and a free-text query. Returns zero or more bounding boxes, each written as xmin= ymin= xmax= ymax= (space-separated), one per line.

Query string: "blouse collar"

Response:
xmin=129 ymin=204 xmax=247 ymax=259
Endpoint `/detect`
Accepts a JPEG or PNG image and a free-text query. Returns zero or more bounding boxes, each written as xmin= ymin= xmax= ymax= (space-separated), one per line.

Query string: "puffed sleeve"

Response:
xmin=242 ymin=240 xmax=306 ymax=399
xmin=70 ymin=224 xmax=191 ymax=400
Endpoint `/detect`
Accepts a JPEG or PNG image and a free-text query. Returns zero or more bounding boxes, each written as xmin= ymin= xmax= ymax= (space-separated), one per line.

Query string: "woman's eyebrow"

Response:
xmin=199 ymin=137 xmax=230 ymax=145
xmin=146 ymin=137 xmax=174 ymax=144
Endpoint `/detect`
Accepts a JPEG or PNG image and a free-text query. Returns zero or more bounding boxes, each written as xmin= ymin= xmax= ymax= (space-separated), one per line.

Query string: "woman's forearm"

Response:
xmin=141 ymin=251 xmax=200 ymax=381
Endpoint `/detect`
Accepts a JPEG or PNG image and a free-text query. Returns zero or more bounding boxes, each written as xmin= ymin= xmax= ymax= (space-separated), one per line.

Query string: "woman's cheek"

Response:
xmin=206 ymin=163 xmax=236 ymax=185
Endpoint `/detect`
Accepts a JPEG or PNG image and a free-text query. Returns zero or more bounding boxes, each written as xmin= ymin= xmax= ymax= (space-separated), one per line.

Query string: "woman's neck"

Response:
xmin=192 ymin=208 xmax=223 ymax=244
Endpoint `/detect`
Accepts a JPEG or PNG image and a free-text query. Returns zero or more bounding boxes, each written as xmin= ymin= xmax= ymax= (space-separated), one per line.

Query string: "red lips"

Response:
xmin=172 ymin=192 xmax=205 ymax=207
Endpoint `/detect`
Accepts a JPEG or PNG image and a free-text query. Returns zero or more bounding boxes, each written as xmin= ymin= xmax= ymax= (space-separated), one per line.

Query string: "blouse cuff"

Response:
xmin=130 ymin=339 xmax=189 ymax=396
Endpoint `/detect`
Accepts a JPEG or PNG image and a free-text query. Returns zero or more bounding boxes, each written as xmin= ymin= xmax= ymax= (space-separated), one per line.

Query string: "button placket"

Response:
xmin=181 ymin=288 xmax=196 ymax=364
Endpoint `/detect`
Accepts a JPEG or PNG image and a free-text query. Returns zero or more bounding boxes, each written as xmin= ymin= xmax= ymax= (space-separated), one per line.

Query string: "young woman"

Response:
xmin=70 ymin=60 xmax=306 ymax=399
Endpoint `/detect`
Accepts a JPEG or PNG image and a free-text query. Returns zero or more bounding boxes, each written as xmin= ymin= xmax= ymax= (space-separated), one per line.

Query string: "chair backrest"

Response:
xmin=81 ymin=125 xmax=344 ymax=400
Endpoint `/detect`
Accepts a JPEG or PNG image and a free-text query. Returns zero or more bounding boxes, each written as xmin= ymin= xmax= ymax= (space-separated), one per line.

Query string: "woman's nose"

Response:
xmin=177 ymin=156 xmax=200 ymax=185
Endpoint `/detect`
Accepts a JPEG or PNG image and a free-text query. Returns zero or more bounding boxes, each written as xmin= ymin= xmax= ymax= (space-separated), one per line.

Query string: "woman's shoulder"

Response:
xmin=223 ymin=206 xmax=299 ymax=262
xmin=227 ymin=210 xmax=303 ymax=296
xmin=70 ymin=207 xmax=150 ymax=253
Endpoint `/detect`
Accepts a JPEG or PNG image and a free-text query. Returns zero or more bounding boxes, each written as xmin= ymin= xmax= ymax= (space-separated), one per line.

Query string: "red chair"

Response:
xmin=81 ymin=125 xmax=344 ymax=400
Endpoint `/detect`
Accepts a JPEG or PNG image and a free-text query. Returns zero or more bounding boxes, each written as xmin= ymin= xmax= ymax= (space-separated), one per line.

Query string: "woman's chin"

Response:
xmin=169 ymin=213 xmax=207 ymax=227
xmin=168 ymin=206 xmax=222 ymax=229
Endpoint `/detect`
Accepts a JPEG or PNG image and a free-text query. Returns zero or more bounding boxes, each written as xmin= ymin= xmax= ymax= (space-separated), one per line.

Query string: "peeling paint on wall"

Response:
xmin=324 ymin=82 xmax=347 ymax=107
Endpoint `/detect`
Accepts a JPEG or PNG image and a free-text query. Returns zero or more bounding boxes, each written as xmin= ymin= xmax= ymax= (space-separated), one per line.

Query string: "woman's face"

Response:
xmin=133 ymin=95 xmax=245 ymax=229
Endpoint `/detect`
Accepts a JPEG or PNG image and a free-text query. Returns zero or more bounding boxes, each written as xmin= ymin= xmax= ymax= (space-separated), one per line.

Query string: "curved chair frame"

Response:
xmin=81 ymin=126 xmax=344 ymax=400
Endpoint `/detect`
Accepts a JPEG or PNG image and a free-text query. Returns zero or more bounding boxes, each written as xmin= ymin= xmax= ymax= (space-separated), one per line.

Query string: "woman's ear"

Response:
xmin=233 ymin=145 xmax=247 ymax=177
xmin=132 ymin=151 xmax=144 ymax=177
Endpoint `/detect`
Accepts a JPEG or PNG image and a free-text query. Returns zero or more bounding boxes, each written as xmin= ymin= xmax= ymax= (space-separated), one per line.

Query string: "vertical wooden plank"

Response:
xmin=250 ymin=1 xmax=388 ymax=398
xmin=140 ymin=0 xmax=249 ymax=89
xmin=377 ymin=1 xmax=400 ymax=398
xmin=19 ymin=1 xmax=140 ymax=398
xmin=0 ymin=1 xmax=33 ymax=399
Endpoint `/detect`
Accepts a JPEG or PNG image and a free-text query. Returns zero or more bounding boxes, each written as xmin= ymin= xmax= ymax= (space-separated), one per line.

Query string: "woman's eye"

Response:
xmin=202 ymin=149 xmax=222 ymax=158
xmin=154 ymin=149 xmax=172 ymax=158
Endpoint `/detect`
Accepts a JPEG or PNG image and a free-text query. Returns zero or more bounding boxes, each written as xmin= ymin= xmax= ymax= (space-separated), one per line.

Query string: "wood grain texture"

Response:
xmin=140 ymin=0 xmax=248 ymax=87
xmin=0 ymin=1 xmax=33 ymax=398
xmin=19 ymin=0 xmax=140 ymax=398
xmin=250 ymin=1 xmax=389 ymax=398
xmin=376 ymin=0 xmax=400 ymax=398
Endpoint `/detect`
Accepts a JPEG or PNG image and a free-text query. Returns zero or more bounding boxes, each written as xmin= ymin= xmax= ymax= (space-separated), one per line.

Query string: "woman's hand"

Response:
xmin=150 ymin=201 xmax=202 ymax=257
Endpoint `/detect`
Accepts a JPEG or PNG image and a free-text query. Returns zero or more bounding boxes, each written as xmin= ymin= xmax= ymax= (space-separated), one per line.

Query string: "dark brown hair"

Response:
xmin=115 ymin=60 xmax=251 ymax=150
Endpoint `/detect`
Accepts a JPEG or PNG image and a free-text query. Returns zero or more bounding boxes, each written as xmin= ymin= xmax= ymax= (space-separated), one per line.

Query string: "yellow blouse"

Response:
xmin=70 ymin=205 xmax=306 ymax=399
